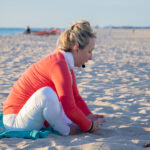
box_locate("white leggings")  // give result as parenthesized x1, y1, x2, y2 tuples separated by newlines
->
(3, 87, 72, 135)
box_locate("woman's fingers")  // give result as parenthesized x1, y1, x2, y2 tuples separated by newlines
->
(97, 118, 106, 124)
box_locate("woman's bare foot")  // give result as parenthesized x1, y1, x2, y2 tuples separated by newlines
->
(69, 124, 80, 135)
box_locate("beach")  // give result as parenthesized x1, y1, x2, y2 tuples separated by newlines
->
(0, 29, 150, 150)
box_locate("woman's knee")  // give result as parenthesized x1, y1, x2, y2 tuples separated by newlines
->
(41, 87, 57, 98)
(40, 87, 60, 111)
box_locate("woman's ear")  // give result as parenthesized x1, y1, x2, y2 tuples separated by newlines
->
(73, 45, 79, 53)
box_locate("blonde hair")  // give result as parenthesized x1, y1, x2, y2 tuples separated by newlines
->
(57, 20, 96, 52)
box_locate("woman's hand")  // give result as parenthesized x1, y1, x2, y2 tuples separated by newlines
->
(89, 120, 102, 133)
(87, 113, 105, 122)
(87, 113, 106, 133)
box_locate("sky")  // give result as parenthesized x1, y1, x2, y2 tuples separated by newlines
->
(0, 0, 150, 28)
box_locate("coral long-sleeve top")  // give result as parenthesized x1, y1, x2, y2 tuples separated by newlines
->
(3, 51, 91, 131)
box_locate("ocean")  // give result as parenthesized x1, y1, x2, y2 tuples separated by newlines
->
(0, 27, 50, 36)
(0, 28, 26, 35)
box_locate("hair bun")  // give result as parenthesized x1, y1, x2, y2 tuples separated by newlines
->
(71, 20, 90, 31)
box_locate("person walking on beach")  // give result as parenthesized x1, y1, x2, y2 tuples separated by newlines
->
(3, 20, 105, 136)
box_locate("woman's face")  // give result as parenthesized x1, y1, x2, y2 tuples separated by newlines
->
(74, 38, 95, 67)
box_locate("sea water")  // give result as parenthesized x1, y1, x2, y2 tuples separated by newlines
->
(0, 28, 25, 35)
(0, 28, 50, 36)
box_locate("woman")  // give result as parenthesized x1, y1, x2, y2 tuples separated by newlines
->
(3, 20, 105, 136)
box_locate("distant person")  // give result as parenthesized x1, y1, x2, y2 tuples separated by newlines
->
(25, 26, 31, 34)
(3, 20, 105, 136)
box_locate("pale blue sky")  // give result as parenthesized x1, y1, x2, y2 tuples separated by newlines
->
(0, 0, 150, 28)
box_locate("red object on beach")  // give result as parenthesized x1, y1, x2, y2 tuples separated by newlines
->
(56, 29, 61, 34)
(49, 29, 57, 35)
(34, 29, 61, 36)
(49, 29, 61, 35)
(34, 30, 49, 36)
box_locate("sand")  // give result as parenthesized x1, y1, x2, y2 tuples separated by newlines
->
(0, 29, 150, 150)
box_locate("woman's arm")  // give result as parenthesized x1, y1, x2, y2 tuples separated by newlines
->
(51, 60, 91, 132)
(71, 70, 91, 115)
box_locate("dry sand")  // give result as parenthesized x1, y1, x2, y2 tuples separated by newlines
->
(0, 29, 150, 150)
